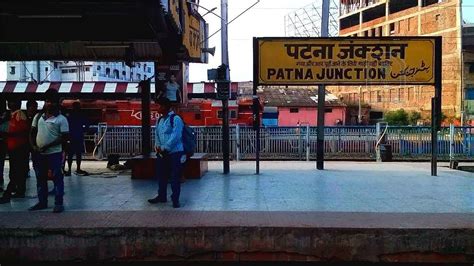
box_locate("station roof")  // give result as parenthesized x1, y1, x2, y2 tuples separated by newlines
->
(0, 0, 182, 62)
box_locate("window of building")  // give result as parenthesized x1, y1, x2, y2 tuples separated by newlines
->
(136, 73, 141, 80)
(122, 71, 126, 76)
(371, 28, 376, 37)
(45, 67, 48, 72)
(469, 64, 474, 73)
(390, 89, 397, 101)
(85, 67, 90, 72)
(378, 26, 383, 36)
(399, 88, 405, 102)
(69, 69, 77, 73)
(289, 108, 299, 113)
(144, 75, 147, 79)
(364, 30, 369, 37)
(377, 91, 382, 102)
(389, 23, 395, 35)
(106, 68, 111, 76)
(143, 63, 147, 72)
(9, 66, 15, 75)
(147, 67, 152, 73)
(54, 62, 59, 69)
(97, 66, 101, 70)
(194, 113, 202, 120)
(137, 63, 141, 68)
(423, 0, 440, 7)
(217, 110, 223, 119)
(113, 69, 120, 79)
(61, 69, 68, 74)
(325, 108, 333, 113)
(369, 111, 383, 120)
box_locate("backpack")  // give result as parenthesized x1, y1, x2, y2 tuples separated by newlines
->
(158, 114, 196, 157)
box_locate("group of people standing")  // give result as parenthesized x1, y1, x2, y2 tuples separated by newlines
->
(0, 89, 88, 213)
(0, 88, 186, 211)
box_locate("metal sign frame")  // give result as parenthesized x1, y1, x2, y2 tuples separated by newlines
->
(254, 36, 439, 86)
(253, 36, 442, 176)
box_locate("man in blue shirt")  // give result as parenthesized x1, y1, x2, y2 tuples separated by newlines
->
(148, 97, 185, 208)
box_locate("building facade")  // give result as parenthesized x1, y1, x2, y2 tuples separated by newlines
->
(329, 0, 474, 125)
(6, 61, 154, 82)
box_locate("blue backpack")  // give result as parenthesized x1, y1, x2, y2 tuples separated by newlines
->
(158, 114, 196, 157)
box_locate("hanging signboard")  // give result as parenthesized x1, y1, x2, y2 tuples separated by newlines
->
(254, 37, 439, 86)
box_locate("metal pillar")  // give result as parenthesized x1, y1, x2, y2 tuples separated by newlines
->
(140, 78, 151, 157)
(316, 85, 325, 170)
(221, 0, 230, 174)
(316, 0, 330, 170)
(431, 37, 442, 176)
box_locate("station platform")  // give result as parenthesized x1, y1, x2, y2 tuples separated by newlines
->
(0, 161, 472, 263)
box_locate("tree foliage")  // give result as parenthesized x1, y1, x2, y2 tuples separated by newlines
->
(408, 111, 422, 125)
(384, 109, 409, 125)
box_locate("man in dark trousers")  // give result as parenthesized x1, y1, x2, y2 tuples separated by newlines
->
(29, 89, 69, 213)
(64, 101, 89, 176)
(0, 100, 30, 203)
(0, 99, 9, 192)
(148, 97, 185, 208)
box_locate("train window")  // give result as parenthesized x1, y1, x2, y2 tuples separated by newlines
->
(325, 108, 333, 113)
(230, 110, 237, 119)
(290, 108, 299, 113)
(217, 110, 223, 119)
(195, 113, 202, 120)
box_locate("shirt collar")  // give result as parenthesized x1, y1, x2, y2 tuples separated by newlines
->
(165, 111, 175, 117)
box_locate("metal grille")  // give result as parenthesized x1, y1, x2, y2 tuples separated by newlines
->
(91, 125, 474, 160)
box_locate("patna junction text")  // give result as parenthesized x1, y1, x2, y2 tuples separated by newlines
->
(267, 67, 387, 81)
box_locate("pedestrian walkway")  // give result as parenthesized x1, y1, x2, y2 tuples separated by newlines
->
(0, 161, 472, 212)
(0, 161, 472, 263)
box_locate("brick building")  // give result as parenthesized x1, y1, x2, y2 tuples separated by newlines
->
(328, 0, 474, 125)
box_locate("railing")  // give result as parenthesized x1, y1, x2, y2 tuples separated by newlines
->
(86, 125, 474, 160)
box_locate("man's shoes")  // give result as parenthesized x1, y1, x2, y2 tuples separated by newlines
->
(0, 197, 10, 204)
(75, 170, 88, 176)
(11, 193, 25, 198)
(48, 188, 56, 195)
(52, 205, 64, 213)
(64, 170, 71, 177)
(172, 202, 181, 208)
(28, 203, 48, 211)
(148, 196, 167, 204)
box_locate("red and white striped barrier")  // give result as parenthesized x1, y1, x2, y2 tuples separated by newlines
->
(0, 82, 155, 94)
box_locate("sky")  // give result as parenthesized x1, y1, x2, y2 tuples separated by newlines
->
(0, 0, 473, 82)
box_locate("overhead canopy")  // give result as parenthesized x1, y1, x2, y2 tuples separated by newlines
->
(0, 0, 183, 61)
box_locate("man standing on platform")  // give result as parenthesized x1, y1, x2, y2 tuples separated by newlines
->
(29, 89, 69, 213)
(0, 100, 30, 203)
(148, 97, 185, 208)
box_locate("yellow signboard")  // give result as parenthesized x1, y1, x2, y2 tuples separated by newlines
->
(255, 37, 437, 85)
(182, 0, 203, 62)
